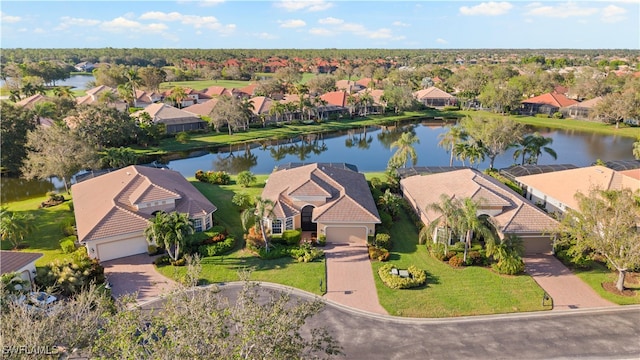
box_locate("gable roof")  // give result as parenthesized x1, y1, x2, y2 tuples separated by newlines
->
(566, 96, 602, 109)
(0, 251, 43, 274)
(133, 103, 203, 126)
(515, 165, 640, 210)
(249, 96, 273, 115)
(16, 94, 47, 108)
(521, 91, 578, 107)
(262, 163, 380, 223)
(71, 165, 217, 243)
(401, 168, 558, 234)
(320, 90, 348, 107)
(414, 87, 455, 100)
(183, 98, 219, 117)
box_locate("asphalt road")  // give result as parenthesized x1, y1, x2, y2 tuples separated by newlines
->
(140, 283, 640, 360)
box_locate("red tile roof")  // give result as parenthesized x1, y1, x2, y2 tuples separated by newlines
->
(521, 91, 578, 107)
(320, 90, 348, 107)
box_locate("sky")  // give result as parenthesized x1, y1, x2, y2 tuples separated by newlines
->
(1, 0, 639, 49)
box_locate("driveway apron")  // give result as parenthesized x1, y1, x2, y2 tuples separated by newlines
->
(102, 254, 177, 303)
(323, 242, 388, 315)
(524, 254, 615, 310)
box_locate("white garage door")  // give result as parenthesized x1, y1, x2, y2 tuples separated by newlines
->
(325, 226, 367, 245)
(96, 237, 149, 262)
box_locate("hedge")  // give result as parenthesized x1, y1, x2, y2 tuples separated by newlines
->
(282, 229, 302, 246)
(197, 237, 235, 257)
(378, 264, 427, 289)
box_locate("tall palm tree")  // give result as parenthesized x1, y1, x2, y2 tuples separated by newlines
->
(117, 83, 134, 107)
(241, 197, 275, 252)
(388, 131, 420, 169)
(21, 82, 35, 97)
(420, 194, 460, 251)
(0, 207, 36, 249)
(359, 91, 374, 117)
(53, 86, 75, 99)
(438, 124, 468, 167)
(144, 211, 194, 262)
(125, 68, 142, 107)
(170, 86, 188, 109)
(33, 84, 46, 96)
(98, 90, 118, 105)
(453, 141, 485, 168)
(268, 101, 286, 126)
(9, 89, 22, 102)
(457, 198, 495, 262)
(525, 132, 557, 165)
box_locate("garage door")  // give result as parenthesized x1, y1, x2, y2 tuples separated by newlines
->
(522, 236, 553, 255)
(96, 237, 149, 262)
(325, 227, 367, 245)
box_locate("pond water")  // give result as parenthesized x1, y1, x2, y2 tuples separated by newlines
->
(162, 121, 637, 177)
(2, 120, 636, 203)
(0, 74, 95, 90)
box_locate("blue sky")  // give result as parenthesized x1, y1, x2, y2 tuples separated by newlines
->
(1, 1, 638, 49)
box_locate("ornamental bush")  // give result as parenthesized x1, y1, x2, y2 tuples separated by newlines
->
(378, 264, 427, 289)
(59, 236, 77, 254)
(448, 254, 465, 267)
(282, 230, 302, 246)
(35, 248, 105, 296)
(198, 237, 235, 257)
(375, 233, 392, 250)
(194, 170, 231, 185)
(290, 243, 324, 263)
(368, 246, 389, 261)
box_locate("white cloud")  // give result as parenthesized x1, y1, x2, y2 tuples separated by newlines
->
(318, 17, 343, 25)
(602, 5, 627, 22)
(1, 12, 22, 23)
(257, 32, 278, 39)
(525, 2, 598, 18)
(279, 19, 306, 28)
(459, 2, 513, 16)
(33, 28, 46, 34)
(200, 0, 225, 7)
(55, 16, 101, 30)
(309, 27, 334, 36)
(368, 28, 393, 39)
(100, 17, 168, 33)
(436, 38, 448, 44)
(275, 0, 333, 12)
(392, 21, 410, 27)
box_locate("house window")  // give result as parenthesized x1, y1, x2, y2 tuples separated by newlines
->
(204, 214, 212, 230)
(272, 219, 283, 234)
(285, 217, 293, 231)
(193, 218, 203, 232)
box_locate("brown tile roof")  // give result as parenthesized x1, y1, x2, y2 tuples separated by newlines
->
(0, 251, 43, 274)
(414, 87, 455, 100)
(565, 96, 602, 109)
(262, 163, 380, 223)
(516, 165, 640, 210)
(132, 103, 203, 126)
(202, 86, 228, 97)
(183, 99, 219, 117)
(15, 94, 47, 108)
(521, 91, 578, 107)
(401, 168, 558, 234)
(72, 165, 217, 243)
(249, 96, 273, 115)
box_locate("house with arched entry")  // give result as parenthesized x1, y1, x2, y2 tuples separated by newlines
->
(400, 167, 558, 254)
(261, 163, 381, 245)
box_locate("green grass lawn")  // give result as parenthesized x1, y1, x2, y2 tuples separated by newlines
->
(2, 194, 75, 266)
(160, 79, 252, 91)
(569, 263, 640, 305)
(372, 209, 547, 317)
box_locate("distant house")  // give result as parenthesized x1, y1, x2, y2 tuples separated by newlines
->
(183, 98, 219, 118)
(413, 87, 457, 108)
(0, 251, 43, 288)
(335, 80, 365, 94)
(521, 91, 578, 116)
(515, 165, 640, 215)
(261, 163, 380, 244)
(134, 90, 162, 108)
(15, 94, 47, 109)
(74, 61, 95, 72)
(76, 85, 128, 112)
(161, 88, 210, 108)
(400, 168, 559, 254)
(248, 96, 274, 122)
(132, 103, 207, 133)
(563, 97, 602, 120)
(72, 165, 217, 262)
(355, 89, 385, 115)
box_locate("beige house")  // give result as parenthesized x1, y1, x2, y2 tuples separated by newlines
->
(261, 163, 380, 244)
(413, 87, 457, 108)
(0, 251, 43, 288)
(132, 103, 207, 134)
(516, 165, 640, 214)
(76, 85, 128, 112)
(72, 166, 217, 262)
(401, 168, 558, 254)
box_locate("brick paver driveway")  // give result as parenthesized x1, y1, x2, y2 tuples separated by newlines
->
(323, 242, 387, 315)
(102, 254, 177, 303)
(524, 254, 615, 310)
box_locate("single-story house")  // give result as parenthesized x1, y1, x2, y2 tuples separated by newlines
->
(15, 94, 48, 109)
(562, 97, 602, 120)
(132, 103, 207, 134)
(76, 85, 128, 112)
(515, 165, 640, 215)
(0, 251, 43, 288)
(134, 90, 163, 108)
(183, 98, 220, 118)
(400, 168, 559, 254)
(335, 80, 365, 93)
(261, 163, 380, 245)
(413, 87, 457, 108)
(521, 91, 578, 116)
(74, 61, 95, 72)
(71, 165, 217, 262)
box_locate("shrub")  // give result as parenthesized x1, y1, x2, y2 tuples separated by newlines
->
(256, 244, 290, 259)
(442, 105, 460, 111)
(170, 258, 186, 266)
(375, 233, 392, 250)
(282, 230, 302, 246)
(210, 225, 227, 235)
(492, 255, 525, 275)
(553, 111, 564, 119)
(378, 264, 427, 289)
(59, 236, 77, 254)
(236, 171, 256, 187)
(244, 227, 264, 249)
(175, 131, 190, 143)
(290, 243, 324, 263)
(35, 248, 104, 297)
(153, 255, 170, 266)
(370, 177, 382, 189)
(429, 243, 447, 261)
(317, 234, 326, 247)
(448, 254, 465, 267)
(67, 201, 74, 212)
(368, 246, 390, 262)
(535, 113, 550, 118)
(148, 244, 158, 255)
(195, 170, 231, 185)
(198, 237, 235, 257)
(60, 217, 76, 236)
(232, 193, 253, 209)
(466, 250, 483, 266)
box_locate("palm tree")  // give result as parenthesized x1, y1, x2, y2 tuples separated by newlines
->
(101, 147, 138, 168)
(9, 89, 22, 102)
(21, 82, 35, 97)
(32, 102, 56, 125)
(420, 194, 461, 251)
(513, 132, 557, 165)
(453, 141, 486, 168)
(33, 84, 46, 96)
(457, 198, 495, 262)
(486, 234, 525, 274)
(170, 86, 188, 109)
(98, 90, 118, 105)
(125, 68, 142, 107)
(144, 211, 194, 262)
(0, 207, 36, 249)
(53, 86, 75, 99)
(438, 124, 468, 167)
(269, 101, 286, 126)
(241, 197, 275, 252)
(633, 137, 640, 160)
(359, 91, 374, 117)
(117, 83, 134, 107)
(388, 131, 420, 169)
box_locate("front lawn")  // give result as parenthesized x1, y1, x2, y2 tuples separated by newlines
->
(570, 263, 640, 305)
(372, 209, 546, 317)
(2, 194, 75, 266)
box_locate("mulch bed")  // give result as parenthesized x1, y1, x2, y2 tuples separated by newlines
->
(601, 272, 639, 297)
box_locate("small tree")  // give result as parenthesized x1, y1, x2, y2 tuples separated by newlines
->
(0, 207, 36, 249)
(236, 170, 256, 188)
(241, 197, 275, 252)
(144, 211, 194, 262)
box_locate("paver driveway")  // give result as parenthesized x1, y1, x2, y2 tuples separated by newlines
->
(323, 242, 387, 315)
(103, 254, 177, 303)
(524, 254, 615, 310)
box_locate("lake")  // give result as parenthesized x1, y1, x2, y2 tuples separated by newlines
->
(2, 121, 636, 203)
(0, 74, 95, 90)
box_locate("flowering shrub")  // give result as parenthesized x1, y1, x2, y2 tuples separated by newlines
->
(378, 264, 427, 289)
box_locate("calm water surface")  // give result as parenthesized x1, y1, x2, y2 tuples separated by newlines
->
(0, 74, 95, 90)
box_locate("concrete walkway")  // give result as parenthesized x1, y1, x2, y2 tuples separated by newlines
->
(103, 254, 177, 303)
(323, 242, 388, 315)
(524, 254, 615, 310)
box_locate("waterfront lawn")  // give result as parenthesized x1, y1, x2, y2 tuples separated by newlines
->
(372, 209, 546, 317)
(2, 194, 76, 266)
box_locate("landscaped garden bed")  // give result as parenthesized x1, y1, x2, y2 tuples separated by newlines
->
(378, 264, 427, 289)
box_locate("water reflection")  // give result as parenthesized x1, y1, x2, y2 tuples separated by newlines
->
(213, 144, 258, 174)
(1, 177, 58, 203)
